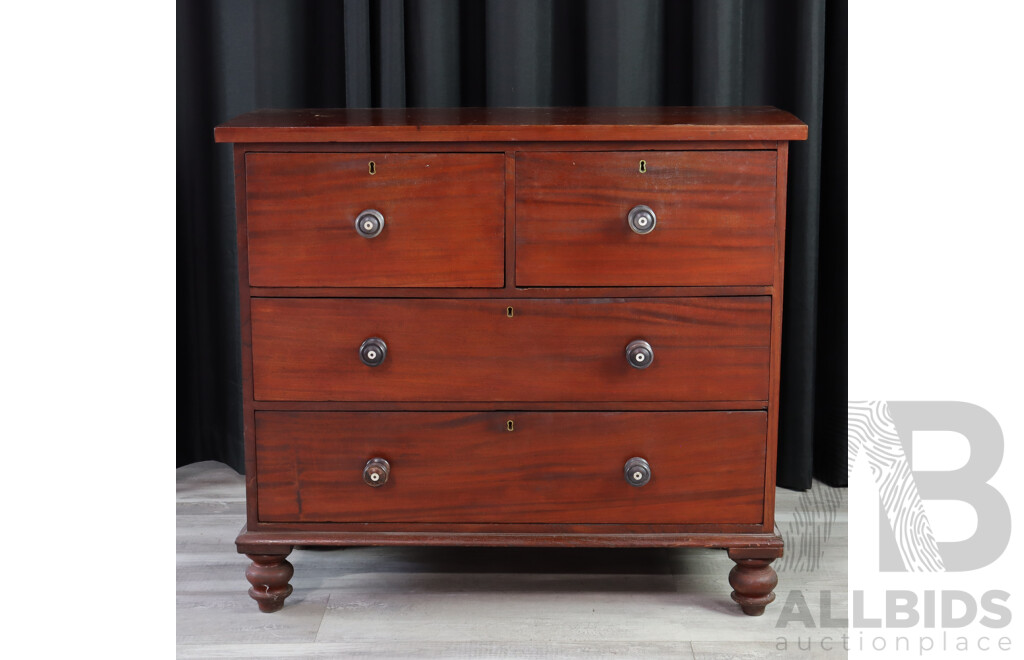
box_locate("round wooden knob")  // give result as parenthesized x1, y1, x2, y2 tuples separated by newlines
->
(363, 458, 390, 487)
(627, 205, 656, 234)
(359, 337, 388, 367)
(355, 209, 385, 238)
(624, 457, 651, 487)
(626, 339, 654, 369)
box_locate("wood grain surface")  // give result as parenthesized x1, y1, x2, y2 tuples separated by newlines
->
(247, 285, 773, 299)
(763, 142, 790, 530)
(245, 152, 505, 287)
(214, 106, 808, 143)
(516, 150, 776, 286)
(250, 297, 771, 402)
(254, 411, 766, 524)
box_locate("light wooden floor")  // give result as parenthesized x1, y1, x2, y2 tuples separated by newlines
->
(178, 461, 847, 658)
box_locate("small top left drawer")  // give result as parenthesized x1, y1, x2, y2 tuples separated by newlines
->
(244, 152, 506, 288)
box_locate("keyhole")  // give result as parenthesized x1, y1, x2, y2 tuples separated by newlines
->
(507, 420, 514, 432)
(639, 160, 647, 173)
(506, 306, 514, 318)
(368, 161, 376, 175)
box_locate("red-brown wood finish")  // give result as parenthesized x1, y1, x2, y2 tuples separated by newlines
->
(516, 151, 777, 286)
(249, 297, 771, 402)
(728, 550, 780, 616)
(215, 107, 808, 143)
(245, 152, 505, 287)
(255, 411, 766, 524)
(230, 140, 781, 154)
(245, 552, 294, 613)
(216, 106, 806, 615)
(236, 525, 785, 551)
(250, 400, 766, 412)
(248, 285, 773, 298)
(232, 145, 260, 527)
(252, 521, 768, 535)
(763, 142, 790, 532)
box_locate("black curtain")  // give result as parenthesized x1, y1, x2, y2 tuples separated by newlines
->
(178, 0, 848, 490)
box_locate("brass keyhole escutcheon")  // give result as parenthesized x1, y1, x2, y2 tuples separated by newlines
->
(368, 161, 376, 175)
(507, 420, 514, 432)
(639, 160, 647, 173)
(506, 306, 514, 318)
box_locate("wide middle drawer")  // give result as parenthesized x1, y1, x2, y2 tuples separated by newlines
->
(250, 297, 771, 402)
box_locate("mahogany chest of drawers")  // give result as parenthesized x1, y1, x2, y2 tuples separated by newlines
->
(215, 107, 807, 616)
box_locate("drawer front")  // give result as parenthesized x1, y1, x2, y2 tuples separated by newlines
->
(516, 151, 777, 286)
(245, 152, 505, 287)
(251, 297, 771, 402)
(255, 411, 767, 524)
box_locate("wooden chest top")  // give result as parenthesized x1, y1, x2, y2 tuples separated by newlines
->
(215, 106, 807, 143)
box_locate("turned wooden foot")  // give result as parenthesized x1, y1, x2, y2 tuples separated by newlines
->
(727, 551, 778, 616)
(245, 552, 294, 613)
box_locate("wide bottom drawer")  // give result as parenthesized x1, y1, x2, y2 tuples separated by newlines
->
(255, 411, 767, 524)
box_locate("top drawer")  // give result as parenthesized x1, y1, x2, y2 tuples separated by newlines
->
(245, 152, 505, 288)
(515, 151, 777, 287)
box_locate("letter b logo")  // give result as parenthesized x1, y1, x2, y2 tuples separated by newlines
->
(849, 401, 1010, 571)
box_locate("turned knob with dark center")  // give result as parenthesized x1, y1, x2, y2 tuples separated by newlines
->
(626, 339, 654, 369)
(363, 458, 390, 487)
(354, 209, 385, 238)
(624, 457, 652, 487)
(627, 205, 656, 234)
(359, 337, 388, 366)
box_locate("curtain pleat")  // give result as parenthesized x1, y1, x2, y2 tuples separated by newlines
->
(178, 0, 848, 489)
(692, 0, 745, 105)
(585, 0, 663, 106)
(374, 0, 406, 106)
(344, 0, 372, 106)
(813, 0, 848, 487)
(406, 0, 461, 107)
(484, 0, 554, 106)
(776, 0, 828, 490)
(305, 2, 347, 107)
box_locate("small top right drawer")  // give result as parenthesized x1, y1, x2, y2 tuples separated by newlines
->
(515, 150, 777, 287)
